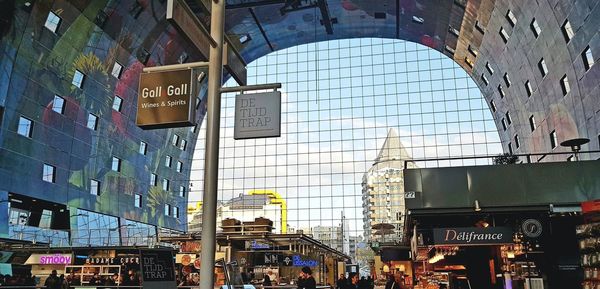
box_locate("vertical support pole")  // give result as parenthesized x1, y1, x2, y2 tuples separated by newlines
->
(199, 0, 225, 288)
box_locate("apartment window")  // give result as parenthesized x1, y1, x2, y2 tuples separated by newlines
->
(87, 113, 98, 130)
(111, 157, 121, 172)
(134, 194, 142, 208)
(111, 62, 123, 78)
(582, 46, 594, 71)
(525, 81, 533, 97)
(508, 142, 513, 154)
(52, 95, 65, 114)
(42, 164, 55, 183)
(39, 209, 53, 229)
(529, 115, 536, 131)
(481, 74, 489, 86)
(503, 73, 512, 87)
(561, 19, 574, 42)
(501, 118, 507, 131)
(17, 116, 33, 137)
(448, 26, 460, 37)
(180, 139, 187, 151)
(530, 18, 541, 38)
(162, 179, 170, 191)
(150, 173, 157, 186)
(179, 186, 186, 197)
(139, 141, 147, 155)
(468, 45, 478, 57)
(475, 20, 485, 34)
(176, 161, 183, 173)
(44, 11, 61, 33)
(165, 155, 172, 168)
(506, 10, 517, 26)
(550, 130, 558, 149)
(464, 57, 474, 68)
(497, 84, 506, 98)
(514, 134, 520, 149)
(560, 75, 570, 95)
(112, 96, 123, 112)
(164, 204, 171, 216)
(72, 70, 85, 88)
(506, 111, 512, 124)
(538, 59, 548, 77)
(90, 179, 100, 196)
(485, 62, 494, 75)
(499, 27, 509, 43)
(172, 134, 179, 146)
(490, 100, 497, 112)
(173, 206, 180, 219)
(445, 45, 456, 55)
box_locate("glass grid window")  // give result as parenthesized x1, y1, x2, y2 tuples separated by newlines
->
(525, 80, 533, 97)
(135, 194, 142, 208)
(560, 75, 570, 95)
(562, 19, 574, 42)
(111, 62, 123, 78)
(172, 134, 179, 146)
(506, 10, 517, 26)
(42, 164, 55, 183)
(529, 115, 536, 131)
(90, 179, 100, 196)
(17, 116, 33, 137)
(550, 130, 558, 149)
(179, 186, 186, 197)
(176, 161, 183, 173)
(44, 11, 61, 33)
(162, 179, 170, 191)
(87, 113, 98, 130)
(139, 141, 147, 155)
(52, 95, 65, 114)
(112, 96, 123, 111)
(180, 139, 187, 151)
(499, 27, 509, 43)
(191, 38, 503, 247)
(72, 70, 85, 88)
(583, 46, 594, 71)
(530, 18, 541, 38)
(111, 157, 121, 172)
(538, 59, 548, 77)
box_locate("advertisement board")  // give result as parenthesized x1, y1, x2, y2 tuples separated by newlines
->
(234, 91, 281, 139)
(139, 249, 176, 289)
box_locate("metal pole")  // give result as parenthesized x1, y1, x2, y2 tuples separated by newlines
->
(199, 0, 225, 288)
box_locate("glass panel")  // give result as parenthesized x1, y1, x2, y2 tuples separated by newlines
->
(17, 117, 32, 137)
(52, 95, 65, 114)
(44, 12, 61, 32)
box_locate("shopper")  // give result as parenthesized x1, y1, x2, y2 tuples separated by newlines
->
(337, 273, 347, 289)
(44, 270, 61, 289)
(263, 273, 272, 287)
(297, 267, 316, 289)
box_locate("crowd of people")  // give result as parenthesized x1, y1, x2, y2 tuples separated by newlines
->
(336, 272, 410, 289)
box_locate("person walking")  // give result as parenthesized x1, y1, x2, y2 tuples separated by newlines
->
(44, 270, 61, 289)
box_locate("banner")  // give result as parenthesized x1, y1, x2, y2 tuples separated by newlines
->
(433, 227, 513, 245)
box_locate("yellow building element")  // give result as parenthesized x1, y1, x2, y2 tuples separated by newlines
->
(187, 201, 202, 214)
(248, 190, 287, 233)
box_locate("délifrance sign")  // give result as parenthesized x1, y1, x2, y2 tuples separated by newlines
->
(136, 69, 197, 129)
(234, 91, 281, 139)
(433, 227, 513, 245)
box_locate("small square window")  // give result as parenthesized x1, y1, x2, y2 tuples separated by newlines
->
(111, 62, 123, 78)
(52, 95, 65, 114)
(481, 74, 489, 86)
(172, 134, 179, 146)
(475, 20, 485, 34)
(560, 75, 570, 95)
(162, 179, 170, 191)
(501, 118, 507, 131)
(111, 157, 121, 172)
(550, 130, 558, 149)
(112, 96, 123, 112)
(165, 156, 172, 168)
(562, 19, 574, 42)
(490, 100, 497, 112)
(44, 11, 61, 33)
(467, 45, 478, 57)
(498, 84, 506, 98)
(464, 57, 474, 68)
(17, 116, 33, 137)
(529, 115, 536, 131)
(176, 161, 183, 173)
(485, 62, 494, 75)
(180, 139, 187, 151)
(42, 164, 55, 183)
(134, 194, 142, 208)
(90, 179, 100, 196)
(538, 59, 548, 77)
(506, 111, 512, 124)
(164, 204, 171, 216)
(87, 113, 98, 130)
(514, 134, 520, 149)
(499, 27, 509, 43)
(525, 81, 533, 97)
(530, 18, 541, 38)
(179, 186, 186, 197)
(503, 73, 512, 87)
(139, 141, 147, 155)
(448, 26, 460, 37)
(582, 46, 594, 71)
(506, 10, 517, 27)
(150, 173, 157, 186)
(72, 70, 85, 88)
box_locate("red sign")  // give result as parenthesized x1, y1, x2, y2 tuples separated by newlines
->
(582, 200, 600, 214)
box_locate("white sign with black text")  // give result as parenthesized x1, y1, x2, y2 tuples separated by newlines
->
(234, 91, 281, 139)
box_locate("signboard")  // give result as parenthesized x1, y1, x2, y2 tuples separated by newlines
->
(25, 254, 72, 265)
(404, 191, 416, 199)
(255, 253, 280, 266)
(136, 69, 197, 129)
(234, 91, 281, 139)
(582, 199, 600, 214)
(139, 249, 176, 289)
(433, 227, 513, 245)
(245, 240, 270, 250)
